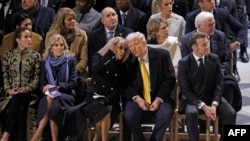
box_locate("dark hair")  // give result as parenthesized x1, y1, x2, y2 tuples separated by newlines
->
(14, 12, 32, 28)
(87, 0, 94, 7)
(13, 27, 30, 48)
(189, 32, 208, 47)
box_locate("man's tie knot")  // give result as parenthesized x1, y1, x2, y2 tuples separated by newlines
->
(107, 31, 114, 41)
(198, 58, 204, 74)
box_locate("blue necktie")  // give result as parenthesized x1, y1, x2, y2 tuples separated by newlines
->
(121, 13, 126, 26)
(107, 31, 114, 41)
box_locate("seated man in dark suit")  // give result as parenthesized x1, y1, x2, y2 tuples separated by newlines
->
(124, 32, 176, 141)
(181, 11, 231, 76)
(181, 11, 240, 111)
(185, 0, 244, 81)
(87, 6, 133, 75)
(178, 32, 236, 141)
(114, 0, 148, 36)
(11, 0, 55, 38)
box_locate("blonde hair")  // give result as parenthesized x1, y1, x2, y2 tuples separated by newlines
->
(98, 37, 130, 63)
(49, 7, 76, 33)
(147, 17, 168, 39)
(151, 0, 159, 14)
(42, 34, 73, 60)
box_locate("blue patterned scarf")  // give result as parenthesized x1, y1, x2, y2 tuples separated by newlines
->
(45, 53, 70, 85)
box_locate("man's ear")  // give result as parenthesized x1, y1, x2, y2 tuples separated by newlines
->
(101, 18, 104, 24)
(191, 44, 196, 51)
(198, 1, 203, 9)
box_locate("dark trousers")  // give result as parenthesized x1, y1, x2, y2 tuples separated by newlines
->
(2, 93, 31, 141)
(185, 97, 236, 141)
(124, 101, 174, 141)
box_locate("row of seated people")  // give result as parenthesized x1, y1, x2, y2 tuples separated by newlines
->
(0, 21, 241, 141)
(0, 27, 90, 141)
(1, 0, 248, 84)
(0, 0, 248, 80)
(0, 0, 248, 54)
(0, 0, 243, 141)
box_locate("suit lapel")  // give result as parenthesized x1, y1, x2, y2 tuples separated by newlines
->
(210, 34, 218, 54)
(132, 57, 143, 91)
(99, 26, 108, 44)
(148, 48, 157, 92)
(114, 24, 126, 37)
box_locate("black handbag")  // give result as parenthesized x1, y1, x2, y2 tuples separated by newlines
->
(223, 74, 242, 112)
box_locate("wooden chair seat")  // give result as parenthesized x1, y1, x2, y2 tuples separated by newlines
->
(173, 84, 220, 141)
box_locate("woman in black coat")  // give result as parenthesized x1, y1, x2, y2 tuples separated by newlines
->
(84, 37, 130, 141)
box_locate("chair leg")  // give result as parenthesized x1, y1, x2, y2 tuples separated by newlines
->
(169, 118, 174, 141)
(214, 118, 219, 141)
(174, 116, 179, 141)
(86, 119, 91, 141)
(206, 119, 210, 141)
(119, 112, 123, 141)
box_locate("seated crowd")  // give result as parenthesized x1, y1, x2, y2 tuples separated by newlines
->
(0, 0, 246, 141)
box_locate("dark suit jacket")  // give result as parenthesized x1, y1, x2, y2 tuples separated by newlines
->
(48, 0, 65, 12)
(132, 0, 151, 18)
(185, 8, 244, 44)
(63, 0, 76, 9)
(0, 0, 21, 34)
(178, 53, 223, 107)
(180, 30, 231, 74)
(125, 47, 176, 103)
(219, 0, 238, 18)
(87, 24, 133, 75)
(172, 0, 190, 19)
(114, 6, 148, 36)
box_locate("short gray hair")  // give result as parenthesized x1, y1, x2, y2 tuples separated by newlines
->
(195, 11, 214, 28)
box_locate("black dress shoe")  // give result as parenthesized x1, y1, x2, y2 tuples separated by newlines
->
(239, 52, 249, 63)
